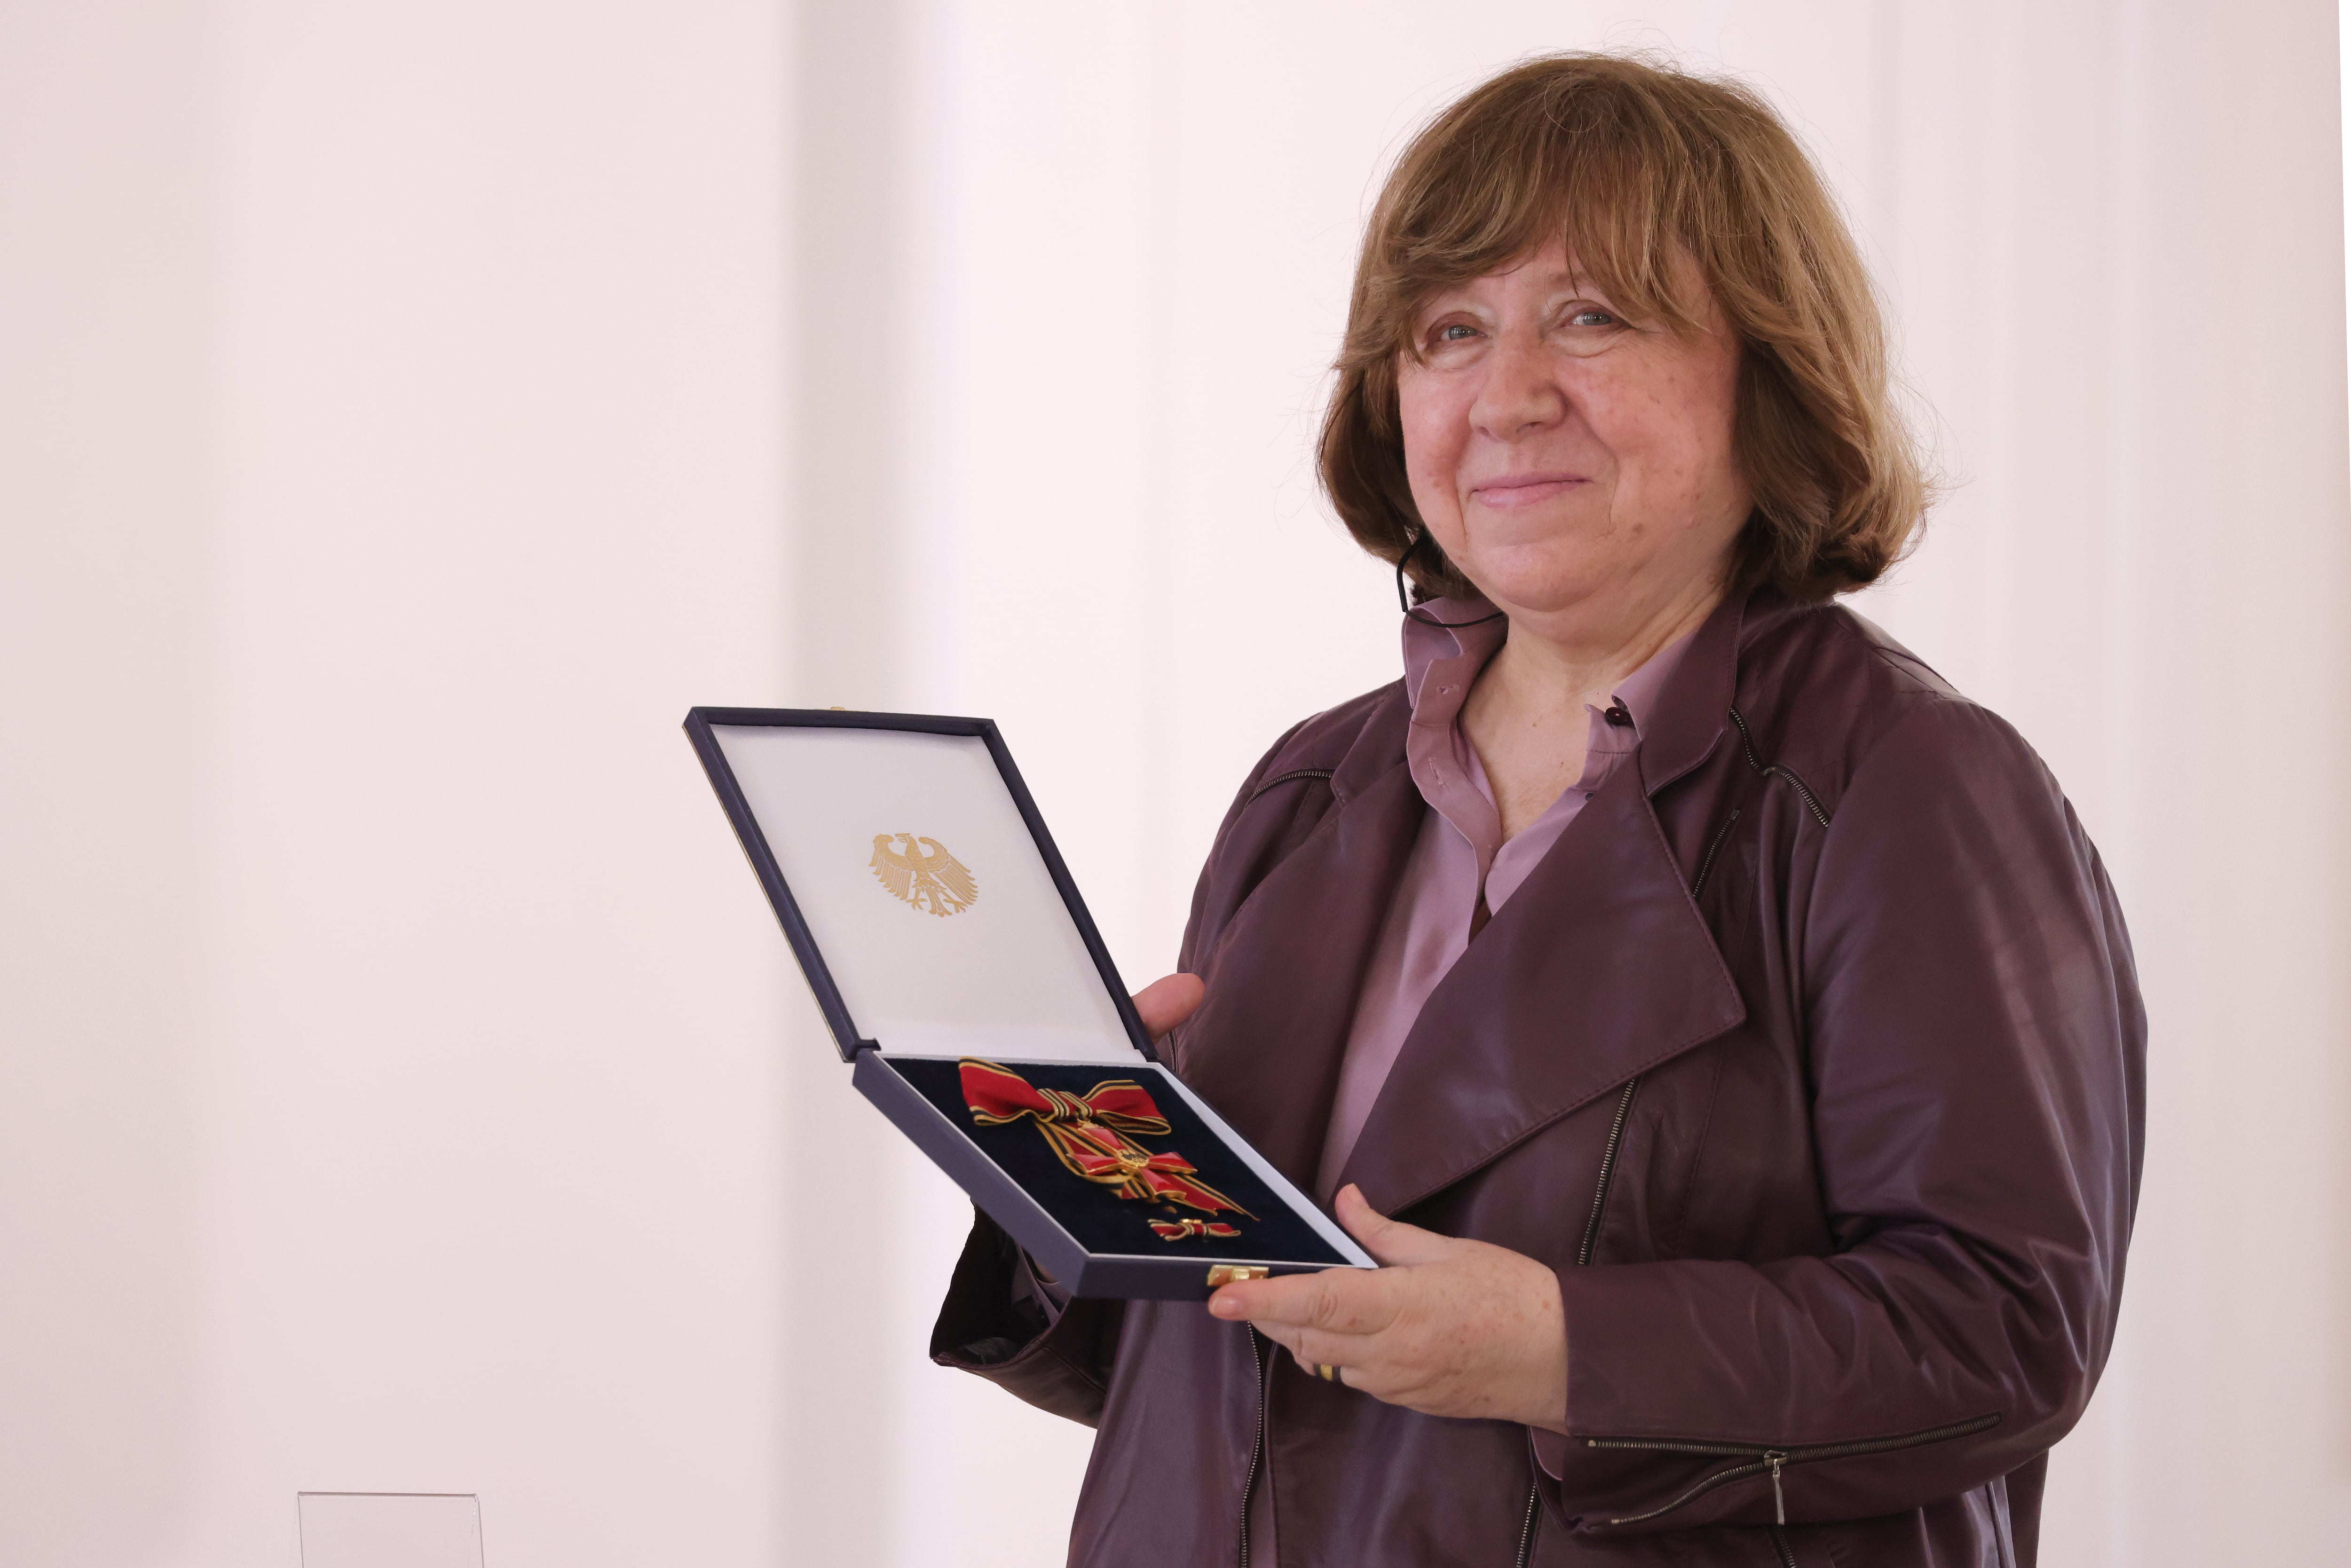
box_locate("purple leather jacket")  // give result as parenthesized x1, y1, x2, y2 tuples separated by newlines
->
(933, 588, 2146, 1567)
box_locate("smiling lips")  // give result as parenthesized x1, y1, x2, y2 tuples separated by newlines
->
(1467, 472, 1590, 508)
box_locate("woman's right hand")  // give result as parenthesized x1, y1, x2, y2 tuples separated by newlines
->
(1132, 973, 1205, 1041)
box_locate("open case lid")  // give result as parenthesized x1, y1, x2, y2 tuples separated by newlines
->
(685, 708, 1155, 1064)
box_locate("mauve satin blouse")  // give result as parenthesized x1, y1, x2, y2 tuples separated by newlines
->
(1312, 600, 1696, 1198)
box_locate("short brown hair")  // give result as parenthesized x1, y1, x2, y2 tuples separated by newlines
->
(1319, 53, 1926, 604)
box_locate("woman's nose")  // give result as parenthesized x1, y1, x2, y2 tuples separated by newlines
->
(1467, 331, 1568, 439)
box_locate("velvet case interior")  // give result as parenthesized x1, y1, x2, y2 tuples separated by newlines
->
(881, 1054, 1352, 1266)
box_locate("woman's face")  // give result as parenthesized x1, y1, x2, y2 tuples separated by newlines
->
(1395, 238, 1751, 627)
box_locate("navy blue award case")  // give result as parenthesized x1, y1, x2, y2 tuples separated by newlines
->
(684, 707, 1376, 1299)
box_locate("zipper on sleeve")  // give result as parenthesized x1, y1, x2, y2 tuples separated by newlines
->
(1584, 1412, 2000, 1527)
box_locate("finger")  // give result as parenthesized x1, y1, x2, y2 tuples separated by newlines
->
(1278, 1329, 1427, 1404)
(1335, 1183, 1455, 1267)
(1291, 1344, 1357, 1388)
(1131, 973, 1206, 1040)
(1278, 1326, 1376, 1373)
(1252, 1319, 1349, 1370)
(1236, 1317, 1318, 1366)
(1252, 1320, 1305, 1359)
(1208, 1268, 1395, 1336)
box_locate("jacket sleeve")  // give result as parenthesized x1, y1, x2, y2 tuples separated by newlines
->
(929, 1208, 1125, 1427)
(1544, 698, 2146, 1533)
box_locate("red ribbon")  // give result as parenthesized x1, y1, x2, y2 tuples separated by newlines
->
(959, 1059, 1252, 1226)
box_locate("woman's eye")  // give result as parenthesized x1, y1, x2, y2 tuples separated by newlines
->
(1568, 307, 1618, 328)
(1436, 323, 1480, 342)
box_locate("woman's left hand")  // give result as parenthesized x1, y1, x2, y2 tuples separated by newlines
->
(1207, 1184, 1569, 1432)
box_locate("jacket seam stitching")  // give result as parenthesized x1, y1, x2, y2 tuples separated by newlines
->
(1660, 1049, 1722, 1261)
(1041, 1343, 1108, 1399)
(950, 1310, 1110, 1394)
(1195, 781, 1375, 981)
(1663, 804, 1740, 1260)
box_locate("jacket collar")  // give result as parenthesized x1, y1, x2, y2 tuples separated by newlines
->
(1327, 680, 1412, 808)
(1381, 584, 1750, 801)
(1635, 584, 1746, 795)
(1183, 586, 1761, 1209)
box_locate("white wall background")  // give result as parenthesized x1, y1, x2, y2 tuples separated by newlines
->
(1, 1, 799, 1563)
(2, 2, 2346, 1565)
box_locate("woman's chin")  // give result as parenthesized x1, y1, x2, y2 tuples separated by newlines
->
(1455, 561, 1613, 621)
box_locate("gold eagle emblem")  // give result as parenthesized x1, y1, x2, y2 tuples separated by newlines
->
(868, 833, 978, 917)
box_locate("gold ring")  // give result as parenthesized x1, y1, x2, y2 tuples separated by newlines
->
(1317, 1363, 1339, 1383)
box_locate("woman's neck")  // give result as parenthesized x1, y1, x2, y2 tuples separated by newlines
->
(1485, 575, 1721, 714)
(1458, 575, 1726, 841)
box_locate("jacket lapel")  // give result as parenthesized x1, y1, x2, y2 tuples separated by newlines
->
(1333, 594, 1754, 1215)
(1336, 765, 1745, 1213)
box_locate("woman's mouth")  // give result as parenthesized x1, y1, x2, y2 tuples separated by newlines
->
(1467, 473, 1590, 508)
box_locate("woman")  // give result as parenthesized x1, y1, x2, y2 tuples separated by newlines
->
(933, 54, 2141, 1568)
